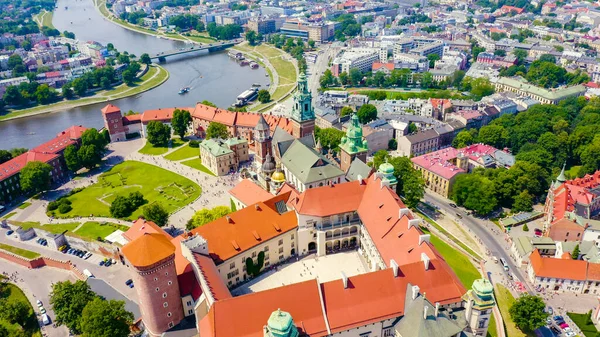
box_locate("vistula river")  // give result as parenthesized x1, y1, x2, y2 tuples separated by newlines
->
(0, 0, 269, 149)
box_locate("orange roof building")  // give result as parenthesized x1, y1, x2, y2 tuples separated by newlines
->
(228, 179, 274, 209)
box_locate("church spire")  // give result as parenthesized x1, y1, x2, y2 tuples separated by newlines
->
(553, 163, 567, 189)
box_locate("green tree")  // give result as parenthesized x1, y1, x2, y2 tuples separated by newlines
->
(62, 83, 75, 99)
(246, 30, 258, 45)
(7, 54, 23, 70)
(572, 244, 580, 260)
(0, 150, 12, 164)
(308, 39, 315, 48)
(80, 298, 133, 337)
(201, 100, 217, 107)
(509, 295, 547, 332)
(451, 174, 497, 215)
(408, 122, 418, 134)
(525, 60, 566, 88)
(63, 31, 76, 39)
(64, 145, 81, 172)
(50, 280, 96, 335)
(513, 49, 528, 64)
(35, 84, 57, 104)
(340, 106, 353, 117)
(109, 195, 134, 218)
(171, 109, 192, 139)
(427, 53, 440, 68)
(20, 161, 52, 193)
(146, 121, 171, 146)
(139, 53, 151, 65)
(186, 206, 232, 230)
(2, 86, 25, 106)
(257, 89, 271, 103)
(314, 127, 345, 151)
(206, 122, 229, 139)
(72, 78, 88, 96)
(121, 69, 136, 86)
(403, 171, 425, 208)
(0, 298, 31, 327)
(357, 104, 377, 124)
(452, 130, 475, 148)
(513, 190, 533, 212)
(388, 138, 397, 150)
(477, 125, 508, 148)
(10, 148, 28, 157)
(338, 71, 349, 86)
(494, 49, 506, 57)
(78, 144, 101, 170)
(349, 68, 362, 86)
(466, 77, 495, 99)
(142, 202, 169, 227)
(320, 69, 335, 88)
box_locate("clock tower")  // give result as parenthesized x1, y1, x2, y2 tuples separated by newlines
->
(291, 72, 315, 138)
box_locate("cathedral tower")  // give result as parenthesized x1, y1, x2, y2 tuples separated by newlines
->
(254, 114, 272, 165)
(291, 73, 315, 139)
(339, 114, 368, 173)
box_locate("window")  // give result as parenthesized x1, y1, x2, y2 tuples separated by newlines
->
(230, 262, 235, 269)
(168, 281, 172, 286)
(186, 301, 192, 306)
(167, 312, 172, 317)
(163, 292, 168, 298)
(265, 261, 270, 267)
(279, 255, 284, 260)
(163, 302, 168, 308)
(291, 234, 295, 240)
(252, 251, 257, 258)
(154, 277, 158, 281)
(278, 239, 283, 246)
(156, 287, 159, 292)
(165, 272, 169, 276)
(279, 247, 283, 253)
(264, 246, 269, 252)
(188, 309, 194, 315)
(168, 322, 174, 328)
(265, 253, 269, 260)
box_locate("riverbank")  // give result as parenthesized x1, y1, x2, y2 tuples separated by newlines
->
(231, 43, 298, 112)
(0, 64, 169, 122)
(93, 0, 215, 44)
(33, 9, 55, 29)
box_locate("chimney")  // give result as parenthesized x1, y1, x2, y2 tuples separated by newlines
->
(408, 219, 421, 229)
(341, 272, 348, 288)
(255, 204, 261, 211)
(399, 208, 410, 218)
(418, 234, 431, 245)
(423, 306, 429, 320)
(412, 285, 420, 300)
(434, 302, 440, 318)
(390, 259, 399, 277)
(421, 253, 431, 271)
(226, 215, 234, 224)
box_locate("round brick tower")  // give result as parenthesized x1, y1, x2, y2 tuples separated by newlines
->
(122, 233, 184, 336)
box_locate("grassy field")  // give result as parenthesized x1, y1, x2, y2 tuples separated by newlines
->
(495, 284, 536, 337)
(0, 243, 40, 259)
(0, 284, 42, 337)
(1, 212, 16, 220)
(182, 158, 215, 176)
(74, 221, 129, 241)
(18, 202, 31, 210)
(33, 10, 54, 29)
(19, 221, 80, 234)
(164, 144, 199, 161)
(55, 161, 200, 220)
(416, 210, 481, 259)
(568, 312, 598, 337)
(565, 165, 582, 179)
(139, 138, 185, 155)
(0, 65, 168, 122)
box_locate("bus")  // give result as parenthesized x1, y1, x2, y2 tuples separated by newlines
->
(499, 257, 509, 271)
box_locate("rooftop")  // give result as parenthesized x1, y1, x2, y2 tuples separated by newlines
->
(122, 233, 176, 268)
(229, 179, 274, 207)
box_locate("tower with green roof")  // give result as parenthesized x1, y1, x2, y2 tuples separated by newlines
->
(378, 160, 397, 189)
(463, 278, 496, 337)
(339, 114, 368, 173)
(263, 309, 299, 337)
(553, 163, 567, 189)
(291, 72, 315, 139)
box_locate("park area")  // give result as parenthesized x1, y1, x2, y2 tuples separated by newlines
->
(164, 143, 199, 161)
(0, 281, 41, 337)
(53, 161, 201, 220)
(11, 221, 128, 242)
(139, 138, 185, 156)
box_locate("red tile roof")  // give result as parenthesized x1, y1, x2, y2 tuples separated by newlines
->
(372, 62, 394, 71)
(411, 147, 465, 180)
(229, 179, 274, 207)
(529, 249, 588, 281)
(122, 218, 171, 242)
(141, 107, 193, 123)
(32, 126, 88, 154)
(191, 194, 297, 264)
(191, 103, 294, 134)
(122, 233, 176, 268)
(293, 180, 367, 217)
(0, 151, 59, 182)
(101, 104, 121, 115)
(122, 114, 142, 124)
(193, 253, 232, 301)
(549, 171, 600, 223)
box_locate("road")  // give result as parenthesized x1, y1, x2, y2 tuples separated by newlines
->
(423, 191, 534, 293)
(308, 42, 342, 97)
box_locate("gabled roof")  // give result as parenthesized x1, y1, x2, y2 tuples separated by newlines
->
(229, 179, 274, 207)
(345, 158, 373, 182)
(0, 151, 59, 182)
(191, 194, 297, 264)
(33, 126, 88, 154)
(529, 249, 588, 281)
(193, 253, 232, 301)
(101, 104, 121, 115)
(293, 180, 367, 217)
(281, 140, 344, 184)
(141, 107, 193, 123)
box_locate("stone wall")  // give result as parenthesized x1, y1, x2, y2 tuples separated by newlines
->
(0, 249, 86, 280)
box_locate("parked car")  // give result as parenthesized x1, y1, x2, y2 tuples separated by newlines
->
(553, 315, 564, 322)
(5, 230, 13, 236)
(84, 252, 92, 260)
(40, 307, 46, 314)
(546, 306, 553, 315)
(99, 260, 105, 266)
(449, 203, 457, 208)
(128, 283, 134, 288)
(42, 314, 51, 325)
(125, 279, 133, 286)
(105, 260, 112, 267)
(36, 300, 43, 308)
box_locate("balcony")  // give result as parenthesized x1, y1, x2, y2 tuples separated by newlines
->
(317, 218, 361, 230)
(325, 229, 359, 240)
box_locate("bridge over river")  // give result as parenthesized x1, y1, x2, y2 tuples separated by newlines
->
(150, 39, 243, 60)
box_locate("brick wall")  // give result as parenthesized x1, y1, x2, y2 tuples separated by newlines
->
(0, 250, 86, 280)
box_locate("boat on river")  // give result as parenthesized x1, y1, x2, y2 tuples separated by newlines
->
(178, 87, 190, 95)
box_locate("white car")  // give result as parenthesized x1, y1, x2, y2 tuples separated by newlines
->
(40, 307, 46, 314)
(36, 300, 43, 308)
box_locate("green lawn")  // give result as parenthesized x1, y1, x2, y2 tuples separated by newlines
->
(19, 221, 80, 235)
(187, 35, 217, 43)
(182, 158, 215, 176)
(421, 226, 480, 288)
(568, 312, 599, 337)
(18, 202, 31, 210)
(417, 211, 481, 259)
(55, 161, 201, 220)
(496, 284, 535, 337)
(0, 283, 42, 337)
(73, 221, 129, 241)
(0, 243, 40, 259)
(139, 138, 185, 155)
(1, 212, 16, 220)
(565, 165, 582, 179)
(164, 144, 199, 161)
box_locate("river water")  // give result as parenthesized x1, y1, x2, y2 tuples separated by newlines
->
(0, 0, 269, 149)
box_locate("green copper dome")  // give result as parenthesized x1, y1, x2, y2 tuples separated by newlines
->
(339, 114, 368, 155)
(472, 279, 494, 300)
(265, 309, 299, 337)
(379, 162, 395, 175)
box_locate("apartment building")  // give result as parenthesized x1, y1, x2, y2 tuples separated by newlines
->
(331, 48, 380, 76)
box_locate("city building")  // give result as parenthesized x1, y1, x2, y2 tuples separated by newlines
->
(280, 20, 338, 43)
(528, 249, 600, 294)
(494, 77, 587, 105)
(247, 18, 277, 35)
(331, 48, 380, 76)
(397, 129, 440, 157)
(199, 137, 249, 176)
(290, 73, 315, 139)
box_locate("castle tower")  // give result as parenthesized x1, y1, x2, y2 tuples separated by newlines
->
(254, 114, 272, 165)
(263, 309, 299, 337)
(378, 160, 398, 190)
(291, 73, 315, 139)
(122, 233, 184, 336)
(101, 104, 125, 142)
(463, 279, 496, 337)
(339, 114, 368, 173)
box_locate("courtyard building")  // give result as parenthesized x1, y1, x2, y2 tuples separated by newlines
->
(199, 138, 249, 176)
